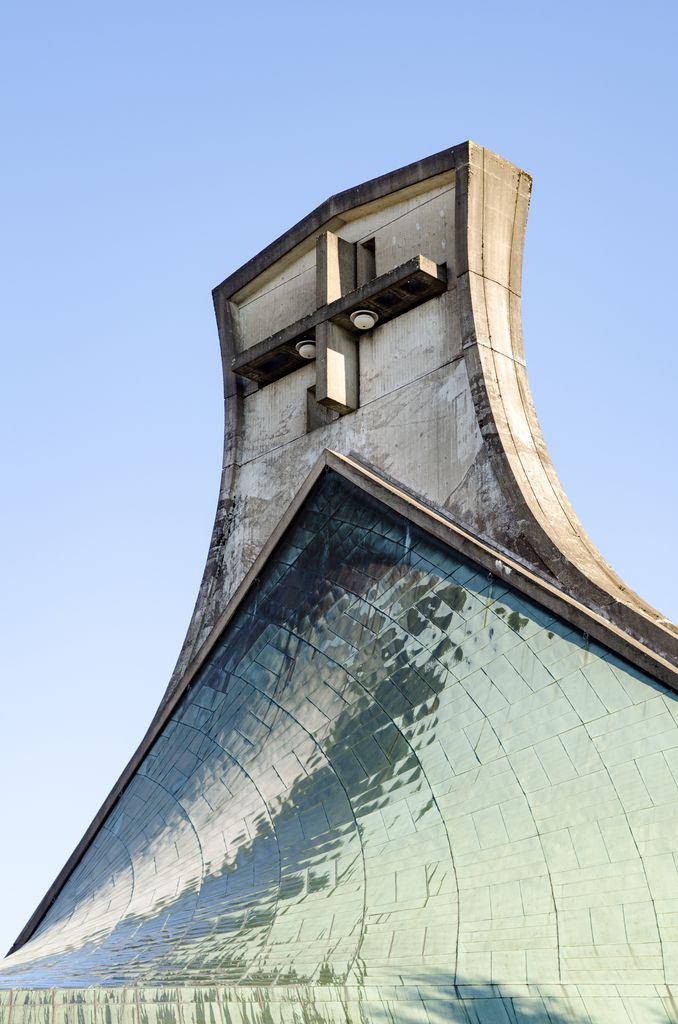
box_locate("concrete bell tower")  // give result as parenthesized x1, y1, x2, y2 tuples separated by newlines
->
(2, 143, 676, 1024)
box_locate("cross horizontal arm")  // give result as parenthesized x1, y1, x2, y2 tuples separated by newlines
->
(231, 255, 447, 386)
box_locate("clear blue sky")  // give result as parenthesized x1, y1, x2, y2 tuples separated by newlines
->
(1, 1, 676, 956)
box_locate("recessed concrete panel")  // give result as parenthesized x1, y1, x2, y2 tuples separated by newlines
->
(236, 251, 317, 351)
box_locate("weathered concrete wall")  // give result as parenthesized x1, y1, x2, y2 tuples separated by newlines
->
(169, 143, 675, 703)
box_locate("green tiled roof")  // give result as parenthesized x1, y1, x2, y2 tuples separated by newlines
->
(2, 471, 677, 1023)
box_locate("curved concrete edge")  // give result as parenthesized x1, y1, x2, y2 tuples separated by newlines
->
(453, 141, 677, 666)
(164, 140, 676, 713)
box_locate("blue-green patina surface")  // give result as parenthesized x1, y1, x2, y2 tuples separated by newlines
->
(2, 471, 676, 1023)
